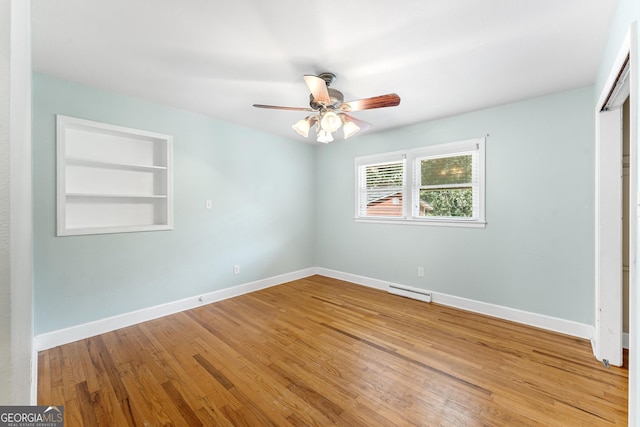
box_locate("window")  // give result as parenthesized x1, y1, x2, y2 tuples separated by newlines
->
(356, 154, 405, 218)
(355, 138, 485, 227)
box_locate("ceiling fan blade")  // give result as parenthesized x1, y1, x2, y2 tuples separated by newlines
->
(253, 104, 314, 112)
(339, 93, 401, 112)
(303, 75, 331, 104)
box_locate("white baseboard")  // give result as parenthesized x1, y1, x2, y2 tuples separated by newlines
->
(315, 268, 391, 291)
(34, 267, 316, 351)
(624, 332, 630, 349)
(33, 266, 597, 352)
(316, 268, 594, 341)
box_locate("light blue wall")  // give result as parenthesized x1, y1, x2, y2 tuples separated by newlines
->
(32, 76, 597, 331)
(315, 86, 595, 324)
(33, 73, 316, 335)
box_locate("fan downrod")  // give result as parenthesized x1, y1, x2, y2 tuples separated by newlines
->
(318, 72, 336, 87)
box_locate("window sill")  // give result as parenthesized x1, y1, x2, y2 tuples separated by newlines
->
(354, 217, 487, 228)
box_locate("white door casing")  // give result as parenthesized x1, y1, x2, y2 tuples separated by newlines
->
(594, 22, 638, 425)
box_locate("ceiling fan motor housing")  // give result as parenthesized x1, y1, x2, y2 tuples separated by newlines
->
(310, 88, 344, 110)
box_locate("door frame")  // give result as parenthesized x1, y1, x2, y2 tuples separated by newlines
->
(594, 22, 637, 422)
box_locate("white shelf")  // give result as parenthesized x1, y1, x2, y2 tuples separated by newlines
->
(59, 223, 172, 237)
(66, 157, 168, 172)
(66, 193, 168, 199)
(57, 115, 173, 236)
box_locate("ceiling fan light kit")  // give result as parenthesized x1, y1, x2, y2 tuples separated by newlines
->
(320, 111, 341, 132)
(317, 129, 334, 144)
(292, 117, 312, 138)
(254, 72, 400, 144)
(342, 119, 360, 139)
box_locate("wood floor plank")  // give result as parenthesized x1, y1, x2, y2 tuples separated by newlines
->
(38, 275, 628, 425)
(76, 339, 102, 394)
(37, 351, 51, 402)
(61, 397, 86, 427)
(92, 367, 132, 427)
(120, 371, 169, 426)
(161, 379, 204, 427)
(59, 341, 84, 403)
(74, 381, 100, 426)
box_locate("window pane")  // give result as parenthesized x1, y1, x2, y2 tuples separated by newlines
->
(421, 155, 472, 186)
(366, 192, 403, 217)
(419, 188, 472, 217)
(366, 163, 403, 188)
(359, 161, 404, 217)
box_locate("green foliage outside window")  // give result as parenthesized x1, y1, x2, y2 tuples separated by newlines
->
(421, 155, 472, 186)
(420, 154, 473, 217)
(420, 188, 472, 217)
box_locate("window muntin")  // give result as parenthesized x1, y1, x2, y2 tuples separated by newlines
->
(355, 138, 485, 227)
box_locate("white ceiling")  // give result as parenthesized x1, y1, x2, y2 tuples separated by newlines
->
(31, 0, 618, 142)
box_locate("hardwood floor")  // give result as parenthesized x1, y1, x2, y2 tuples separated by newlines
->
(38, 275, 628, 426)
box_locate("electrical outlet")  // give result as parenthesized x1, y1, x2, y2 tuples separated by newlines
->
(233, 265, 240, 274)
(417, 267, 425, 277)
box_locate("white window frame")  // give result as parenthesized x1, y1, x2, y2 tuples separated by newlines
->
(355, 138, 486, 228)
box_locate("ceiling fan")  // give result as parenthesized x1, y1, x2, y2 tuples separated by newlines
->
(253, 73, 401, 143)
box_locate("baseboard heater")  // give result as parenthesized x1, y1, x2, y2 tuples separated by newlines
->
(388, 284, 432, 303)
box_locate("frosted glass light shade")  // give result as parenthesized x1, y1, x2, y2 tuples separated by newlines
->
(292, 118, 311, 137)
(343, 120, 360, 139)
(320, 111, 341, 132)
(316, 129, 334, 144)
